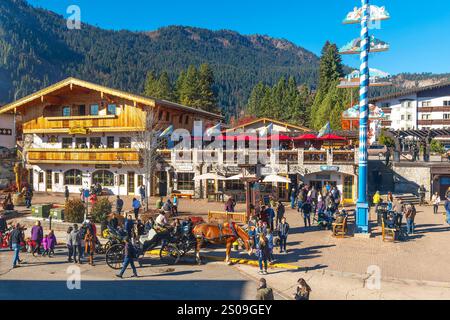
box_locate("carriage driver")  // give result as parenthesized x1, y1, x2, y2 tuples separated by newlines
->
(155, 210, 170, 230)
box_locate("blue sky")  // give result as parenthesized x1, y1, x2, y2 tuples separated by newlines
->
(27, 0, 450, 75)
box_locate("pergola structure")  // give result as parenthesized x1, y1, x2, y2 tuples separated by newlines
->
(386, 128, 450, 161)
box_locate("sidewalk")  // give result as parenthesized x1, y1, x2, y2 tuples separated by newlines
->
(234, 264, 450, 300)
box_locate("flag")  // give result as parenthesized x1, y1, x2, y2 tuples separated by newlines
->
(259, 123, 273, 137)
(317, 122, 331, 138)
(159, 125, 173, 138)
(205, 123, 221, 136)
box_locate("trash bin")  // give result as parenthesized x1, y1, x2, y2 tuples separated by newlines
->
(31, 204, 52, 218)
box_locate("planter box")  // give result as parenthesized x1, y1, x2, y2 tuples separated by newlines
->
(31, 204, 52, 218)
(50, 208, 65, 221)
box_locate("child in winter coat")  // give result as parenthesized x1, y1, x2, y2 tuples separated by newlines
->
(41, 234, 49, 256)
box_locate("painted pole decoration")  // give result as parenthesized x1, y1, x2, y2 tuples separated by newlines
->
(338, 0, 390, 234)
(356, 0, 370, 233)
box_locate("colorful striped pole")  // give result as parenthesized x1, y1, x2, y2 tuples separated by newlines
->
(356, 0, 370, 233)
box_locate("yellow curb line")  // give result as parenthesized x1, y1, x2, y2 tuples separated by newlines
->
(145, 250, 300, 270)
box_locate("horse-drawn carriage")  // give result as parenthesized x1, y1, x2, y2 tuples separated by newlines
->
(104, 220, 198, 269)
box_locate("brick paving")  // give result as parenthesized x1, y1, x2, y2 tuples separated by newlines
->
(12, 192, 450, 283)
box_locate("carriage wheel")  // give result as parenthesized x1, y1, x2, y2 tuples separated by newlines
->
(159, 243, 180, 265)
(106, 243, 125, 270)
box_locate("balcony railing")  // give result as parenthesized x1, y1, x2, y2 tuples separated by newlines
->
(27, 148, 140, 165)
(161, 149, 357, 167)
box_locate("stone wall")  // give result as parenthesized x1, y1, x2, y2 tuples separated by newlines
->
(392, 164, 431, 199)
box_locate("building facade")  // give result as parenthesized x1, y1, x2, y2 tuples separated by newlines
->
(0, 78, 223, 196)
(372, 82, 450, 131)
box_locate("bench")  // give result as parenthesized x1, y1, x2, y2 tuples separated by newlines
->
(332, 215, 348, 238)
(171, 193, 193, 199)
(208, 210, 247, 224)
(381, 218, 396, 242)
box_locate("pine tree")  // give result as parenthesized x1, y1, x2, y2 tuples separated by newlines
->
(178, 65, 200, 107)
(310, 41, 344, 129)
(198, 63, 217, 112)
(157, 71, 175, 101)
(143, 71, 159, 98)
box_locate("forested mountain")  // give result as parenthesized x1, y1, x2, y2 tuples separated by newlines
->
(0, 0, 319, 118)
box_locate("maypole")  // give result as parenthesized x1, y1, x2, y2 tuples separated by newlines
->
(339, 1, 390, 233)
(356, 0, 370, 233)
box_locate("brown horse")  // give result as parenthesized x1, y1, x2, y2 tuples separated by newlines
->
(193, 221, 252, 265)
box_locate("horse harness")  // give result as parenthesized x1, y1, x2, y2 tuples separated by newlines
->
(196, 222, 239, 242)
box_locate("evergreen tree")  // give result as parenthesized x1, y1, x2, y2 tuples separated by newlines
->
(143, 71, 159, 98)
(198, 63, 218, 112)
(157, 71, 175, 101)
(178, 65, 200, 107)
(310, 41, 344, 129)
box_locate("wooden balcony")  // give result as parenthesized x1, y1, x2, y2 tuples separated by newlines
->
(27, 148, 140, 165)
(23, 105, 146, 134)
(418, 106, 450, 113)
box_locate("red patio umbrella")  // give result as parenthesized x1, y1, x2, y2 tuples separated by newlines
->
(294, 133, 318, 141)
(317, 134, 347, 141)
(261, 134, 292, 141)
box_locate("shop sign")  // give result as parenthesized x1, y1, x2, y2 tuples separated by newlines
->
(320, 165, 340, 172)
(176, 164, 193, 171)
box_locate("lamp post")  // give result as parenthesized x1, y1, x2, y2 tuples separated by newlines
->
(356, 0, 371, 233)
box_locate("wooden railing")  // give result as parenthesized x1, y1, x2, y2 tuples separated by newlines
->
(303, 151, 328, 164)
(208, 211, 247, 224)
(27, 148, 140, 164)
(23, 105, 146, 133)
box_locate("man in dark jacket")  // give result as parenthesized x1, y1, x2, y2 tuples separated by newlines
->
(10, 223, 24, 268)
(116, 238, 138, 278)
(116, 196, 124, 215)
(64, 186, 70, 202)
(256, 278, 274, 300)
(124, 215, 134, 238)
(0, 214, 6, 233)
(277, 217, 290, 254)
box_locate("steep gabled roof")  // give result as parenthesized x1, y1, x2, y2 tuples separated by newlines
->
(0, 77, 223, 120)
(226, 117, 311, 132)
(370, 81, 450, 103)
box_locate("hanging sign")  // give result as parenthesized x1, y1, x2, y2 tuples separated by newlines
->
(343, 5, 390, 24)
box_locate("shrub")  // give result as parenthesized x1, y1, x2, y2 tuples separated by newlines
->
(430, 139, 445, 154)
(91, 197, 112, 224)
(65, 199, 86, 223)
(378, 130, 395, 147)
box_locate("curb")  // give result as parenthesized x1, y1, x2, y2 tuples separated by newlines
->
(145, 250, 300, 270)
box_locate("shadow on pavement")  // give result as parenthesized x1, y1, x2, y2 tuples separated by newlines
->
(0, 279, 249, 300)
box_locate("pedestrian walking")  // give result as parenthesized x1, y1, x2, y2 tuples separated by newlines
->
(31, 221, 43, 256)
(405, 204, 417, 235)
(70, 224, 83, 264)
(139, 185, 146, 204)
(124, 215, 135, 238)
(373, 191, 381, 214)
(266, 228, 274, 262)
(256, 278, 274, 300)
(10, 223, 24, 268)
(256, 233, 270, 275)
(275, 201, 285, 229)
(66, 226, 73, 262)
(132, 197, 141, 220)
(84, 228, 96, 266)
(266, 205, 275, 230)
(64, 186, 70, 202)
(302, 201, 312, 228)
(172, 194, 179, 216)
(116, 237, 138, 278)
(445, 196, 450, 225)
(116, 195, 124, 215)
(277, 217, 289, 254)
(432, 192, 441, 214)
(25, 186, 33, 209)
(294, 278, 312, 300)
(418, 185, 426, 206)
(290, 188, 296, 209)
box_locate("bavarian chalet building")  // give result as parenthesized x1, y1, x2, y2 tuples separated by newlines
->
(0, 78, 223, 196)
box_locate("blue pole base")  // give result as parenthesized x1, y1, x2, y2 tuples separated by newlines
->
(356, 202, 370, 234)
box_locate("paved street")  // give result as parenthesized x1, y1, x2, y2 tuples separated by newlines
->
(3, 192, 450, 299)
(0, 246, 284, 300)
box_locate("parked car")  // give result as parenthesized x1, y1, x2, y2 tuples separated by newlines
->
(368, 144, 387, 157)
